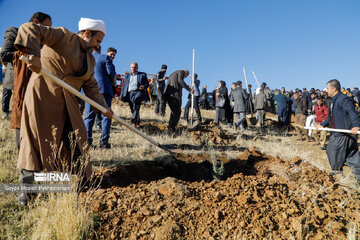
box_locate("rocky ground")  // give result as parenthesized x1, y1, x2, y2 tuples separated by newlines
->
(82, 115, 360, 239)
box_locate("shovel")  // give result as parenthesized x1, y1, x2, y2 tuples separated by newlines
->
(243, 67, 257, 125)
(20, 56, 180, 154)
(305, 126, 360, 134)
(187, 49, 199, 129)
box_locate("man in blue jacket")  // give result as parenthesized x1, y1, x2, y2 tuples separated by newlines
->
(320, 79, 360, 183)
(273, 89, 289, 126)
(120, 62, 149, 125)
(84, 47, 116, 148)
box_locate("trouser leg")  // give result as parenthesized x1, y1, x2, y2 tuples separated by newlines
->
(319, 131, 327, 147)
(344, 135, 360, 181)
(215, 108, 220, 124)
(19, 169, 35, 184)
(259, 110, 264, 126)
(83, 102, 96, 145)
(312, 130, 320, 142)
(2, 87, 12, 113)
(326, 135, 347, 171)
(235, 112, 246, 130)
(95, 113, 103, 128)
(159, 92, 166, 116)
(183, 99, 191, 120)
(130, 92, 142, 122)
(168, 97, 181, 130)
(100, 94, 112, 144)
(155, 95, 160, 114)
(194, 96, 202, 120)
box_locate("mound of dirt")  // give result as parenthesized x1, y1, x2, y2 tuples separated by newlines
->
(188, 121, 236, 145)
(134, 119, 236, 146)
(83, 148, 360, 239)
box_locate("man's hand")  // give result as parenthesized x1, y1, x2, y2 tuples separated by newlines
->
(28, 55, 41, 73)
(163, 77, 168, 80)
(351, 127, 360, 135)
(190, 89, 195, 94)
(103, 107, 114, 119)
(139, 85, 145, 90)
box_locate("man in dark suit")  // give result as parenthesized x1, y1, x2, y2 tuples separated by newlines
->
(84, 47, 116, 148)
(154, 64, 168, 117)
(120, 62, 149, 124)
(320, 79, 360, 183)
(230, 81, 248, 131)
(163, 69, 193, 131)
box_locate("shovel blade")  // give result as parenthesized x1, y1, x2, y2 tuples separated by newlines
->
(187, 119, 200, 130)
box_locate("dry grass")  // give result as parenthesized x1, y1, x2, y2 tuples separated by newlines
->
(1, 87, 359, 238)
(21, 193, 93, 240)
(0, 119, 18, 183)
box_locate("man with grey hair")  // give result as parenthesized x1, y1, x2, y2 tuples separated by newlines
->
(164, 69, 193, 131)
(14, 17, 113, 206)
(319, 79, 360, 184)
(120, 62, 149, 125)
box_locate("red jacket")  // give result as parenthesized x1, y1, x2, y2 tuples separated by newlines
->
(314, 104, 328, 123)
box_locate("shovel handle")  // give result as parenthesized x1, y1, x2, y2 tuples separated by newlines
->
(20, 55, 175, 154)
(305, 126, 360, 134)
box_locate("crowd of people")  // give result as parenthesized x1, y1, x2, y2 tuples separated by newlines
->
(1, 13, 360, 208)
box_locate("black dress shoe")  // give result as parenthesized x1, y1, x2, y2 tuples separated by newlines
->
(99, 142, 111, 149)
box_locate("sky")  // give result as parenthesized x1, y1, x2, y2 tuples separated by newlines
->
(1, 0, 360, 96)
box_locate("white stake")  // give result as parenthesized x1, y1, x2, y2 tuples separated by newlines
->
(190, 49, 195, 123)
(243, 66, 253, 115)
(252, 71, 260, 88)
(243, 67, 249, 94)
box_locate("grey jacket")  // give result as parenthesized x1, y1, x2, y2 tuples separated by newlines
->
(164, 70, 191, 102)
(254, 92, 266, 110)
(0, 27, 18, 90)
(190, 79, 200, 97)
(230, 87, 248, 113)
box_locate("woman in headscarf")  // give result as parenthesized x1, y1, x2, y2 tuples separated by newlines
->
(215, 80, 233, 126)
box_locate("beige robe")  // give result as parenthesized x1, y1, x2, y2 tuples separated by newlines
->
(14, 23, 108, 178)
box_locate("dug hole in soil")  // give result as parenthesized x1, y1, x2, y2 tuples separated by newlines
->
(83, 146, 360, 239)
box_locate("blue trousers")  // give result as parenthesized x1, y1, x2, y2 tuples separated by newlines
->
(235, 112, 246, 129)
(129, 91, 143, 123)
(84, 94, 112, 145)
(277, 107, 287, 124)
(184, 96, 201, 120)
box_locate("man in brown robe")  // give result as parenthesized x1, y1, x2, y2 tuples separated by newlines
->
(14, 17, 113, 206)
(8, 12, 52, 150)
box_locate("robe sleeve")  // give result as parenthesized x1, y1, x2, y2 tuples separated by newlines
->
(14, 22, 65, 56)
(82, 73, 108, 108)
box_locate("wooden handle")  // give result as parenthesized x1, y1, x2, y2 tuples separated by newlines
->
(19, 55, 174, 153)
(305, 126, 360, 134)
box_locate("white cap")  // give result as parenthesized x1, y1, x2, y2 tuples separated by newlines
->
(78, 17, 106, 36)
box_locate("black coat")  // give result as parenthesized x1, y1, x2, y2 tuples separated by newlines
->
(321, 92, 360, 133)
(164, 70, 191, 102)
(217, 86, 233, 123)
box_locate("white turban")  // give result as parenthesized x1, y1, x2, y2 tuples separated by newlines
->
(78, 17, 106, 35)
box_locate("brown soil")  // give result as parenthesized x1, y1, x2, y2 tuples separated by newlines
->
(82, 111, 360, 239)
(84, 151, 360, 239)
